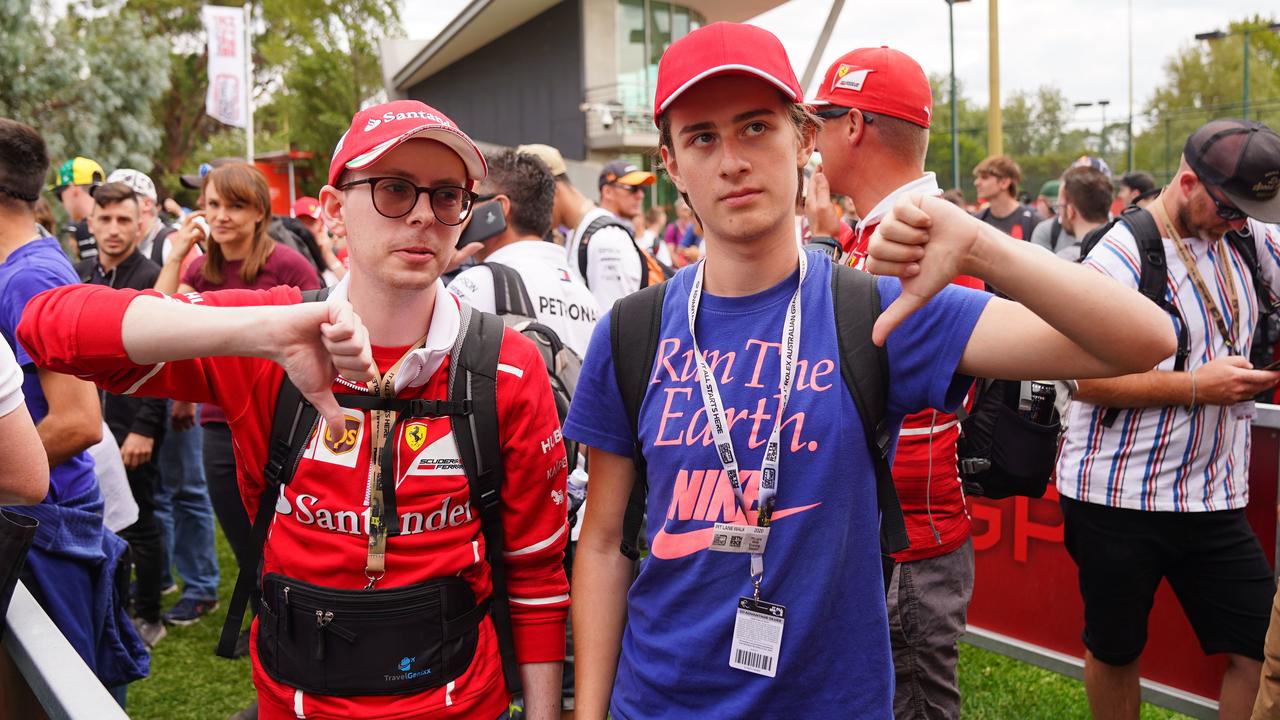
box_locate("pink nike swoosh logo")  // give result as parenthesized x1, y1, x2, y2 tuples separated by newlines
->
(649, 504, 822, 560)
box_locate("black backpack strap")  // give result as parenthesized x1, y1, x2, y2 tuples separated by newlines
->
(578, 215, 648, 289)
(217, 376, 318, 658)
(1097, 208, 1189, 427)
(217, 284, 333, 658)
(150, 224, 176, 266)
(1049, 218, 1062, 250)
(1227, 227, 1280, 314)
(446, 305, 521, 694)
(610, 282, 668, 560)
(830, 266, 908, 560)
(483, 262, 537, 317)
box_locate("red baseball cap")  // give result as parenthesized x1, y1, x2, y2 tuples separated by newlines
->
(653, 22, 803, 127)
(328, 100, 486, 187)
(808, 47, 932, 129)
(291, 196, 321, 219)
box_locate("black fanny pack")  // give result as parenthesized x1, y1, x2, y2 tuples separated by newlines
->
(256, 572, 488, 696)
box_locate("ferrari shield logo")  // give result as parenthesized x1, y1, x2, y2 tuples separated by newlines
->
(404, 422, 428, 452)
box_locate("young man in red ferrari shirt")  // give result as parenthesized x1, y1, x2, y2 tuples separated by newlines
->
(19, 101, 568, 720)
(808, 46, 984, 718)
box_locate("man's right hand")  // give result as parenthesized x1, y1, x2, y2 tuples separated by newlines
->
(1192, 356, 1280, 405)
(267, 300, 377, 431)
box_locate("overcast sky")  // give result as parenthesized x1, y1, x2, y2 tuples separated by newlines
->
(402, 0, 1274, 130)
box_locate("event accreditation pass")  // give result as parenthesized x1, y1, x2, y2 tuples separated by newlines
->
(730, 597, 785, 678)
(709, 523, 769, 554)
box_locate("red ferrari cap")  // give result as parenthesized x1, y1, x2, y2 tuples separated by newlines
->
(809, 47, 932, 129)
(291, 196, 321, 219)
(653, 22, 803, 127)
(328, 100, 486, 187)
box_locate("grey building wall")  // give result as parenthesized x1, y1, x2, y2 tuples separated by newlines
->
(406, 1, 588, 161)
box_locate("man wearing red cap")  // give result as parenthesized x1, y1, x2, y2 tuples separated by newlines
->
(808, 45, 984, 718)
(292, 195, 347, 282)
(18, 100, 569, 720)
(564, 22, 1174, 720)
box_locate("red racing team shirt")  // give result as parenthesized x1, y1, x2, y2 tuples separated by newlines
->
(19, 284, 570, 720)
(848, 220, 983, 563)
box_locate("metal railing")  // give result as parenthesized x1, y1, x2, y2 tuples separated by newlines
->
(2, 580, 128, 720)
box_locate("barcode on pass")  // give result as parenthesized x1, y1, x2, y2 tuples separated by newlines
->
(734, 648, 773, 672)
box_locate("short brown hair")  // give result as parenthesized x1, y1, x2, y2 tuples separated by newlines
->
(1060, 166, 1112, 223)
(201, 163, 274, 286)
(0, 118, 48, 210)
(974, 155, 1022, 197)
(93, 182, 138, 211)
(656, 94, 820, 219)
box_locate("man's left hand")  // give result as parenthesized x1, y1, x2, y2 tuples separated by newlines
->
(121, 433, 155, 470)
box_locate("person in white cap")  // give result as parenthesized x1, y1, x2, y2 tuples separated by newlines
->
(563, 21, 1175, 720)
(19, 100, 569, 720)
(106, 168, 176, 265)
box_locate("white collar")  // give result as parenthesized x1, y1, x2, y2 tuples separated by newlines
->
(328, 275, 460, 393)
(855, 172, 943, 236)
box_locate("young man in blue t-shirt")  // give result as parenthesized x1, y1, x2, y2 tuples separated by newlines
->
(563, 23, 1178, 720)
(0, 118, 148, 697)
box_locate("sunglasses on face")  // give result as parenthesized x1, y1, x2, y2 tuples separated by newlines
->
(607, 183, 645, 194)
(1204, 184, 1247, 222)
(814, 106, 874, 124)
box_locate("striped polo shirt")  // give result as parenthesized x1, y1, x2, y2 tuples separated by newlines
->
(1057, 219, 1280, 512)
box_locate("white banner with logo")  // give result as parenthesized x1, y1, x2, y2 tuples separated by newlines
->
(202, 4, 248, 128)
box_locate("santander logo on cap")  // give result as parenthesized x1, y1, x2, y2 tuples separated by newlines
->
(328, 100, 486, 187)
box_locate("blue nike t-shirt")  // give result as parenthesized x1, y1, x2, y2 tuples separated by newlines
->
(563, 250, 991, 719)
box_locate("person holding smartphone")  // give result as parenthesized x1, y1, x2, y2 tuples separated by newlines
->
(449, 149, 601, 357)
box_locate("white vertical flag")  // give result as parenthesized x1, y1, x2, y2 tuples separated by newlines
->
(202, 4, 249, 128)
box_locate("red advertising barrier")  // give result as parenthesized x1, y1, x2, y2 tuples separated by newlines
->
(967, 424, 1280, 704)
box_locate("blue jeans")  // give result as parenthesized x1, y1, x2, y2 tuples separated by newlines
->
(154, 404, 219, 601)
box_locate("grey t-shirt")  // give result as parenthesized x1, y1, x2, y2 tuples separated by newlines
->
(1030, 217, 1080, 261)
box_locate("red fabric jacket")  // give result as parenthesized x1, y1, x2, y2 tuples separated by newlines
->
(849, 220, 982, 562)
(20, 284, 570, 720)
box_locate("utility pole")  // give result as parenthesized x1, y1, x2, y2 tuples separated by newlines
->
(987, 0, 1002, 156)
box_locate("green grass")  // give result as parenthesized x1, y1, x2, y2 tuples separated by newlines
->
(127, 530, 256, 720)
(124, 530, 1194, 719)
(958, 642, 1192, 719)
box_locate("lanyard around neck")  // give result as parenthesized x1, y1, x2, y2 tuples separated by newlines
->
(363, 337, 427, 588)
(687, 250, 808, 585)
(1153, 201, 1240, 354)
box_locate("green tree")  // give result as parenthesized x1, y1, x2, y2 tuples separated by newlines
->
(117, 0, 399, 200)
(1134, 14, 1280, 184)
(0, 0, 171, 175)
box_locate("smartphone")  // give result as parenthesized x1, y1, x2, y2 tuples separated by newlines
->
(1263, 358, 1280, 372)
(457, 200, 506, 248)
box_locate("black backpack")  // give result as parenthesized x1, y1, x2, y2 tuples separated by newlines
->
(216, 288, 524, 695)
(1078, 206, 1279, 414)
(482, 261, 582, 475)
(608, 264, 908, 585)
(956, 379, 1062, 499)
(577, 215, 675, 290)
